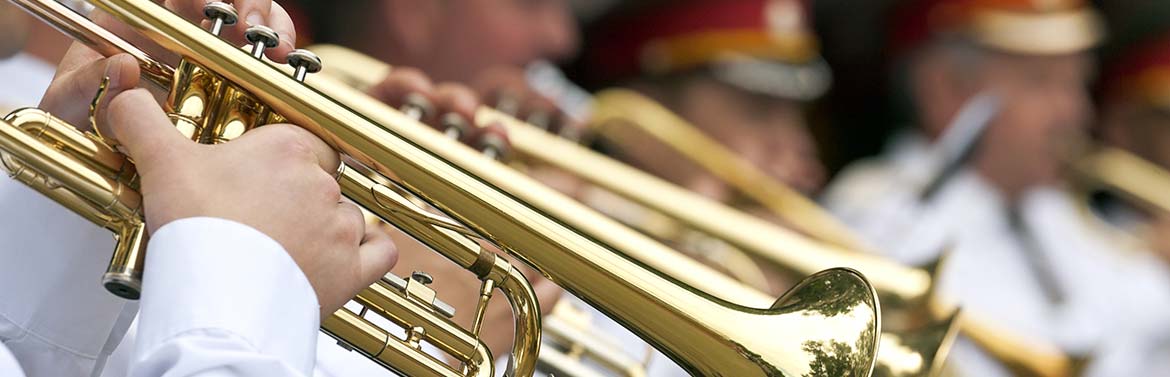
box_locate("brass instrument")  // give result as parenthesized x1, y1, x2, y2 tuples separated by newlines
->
(302, 45, 1076, 377)
(306, 46, 957, 376)
(2, 1, 885, 376)
(1067, 145, 1170, 218)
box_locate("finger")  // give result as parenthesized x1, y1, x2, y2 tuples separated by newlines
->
(103, 88, 189, 172)
(55, 42, 106, 73)
(356, 222, 399, 285)
(227, 0, 274, 49)
(335, 201, 366, 246)
(245, 124, 341, 175)
(40, 53, 142, 128)
(367, 67, 435, 110)
(263, 2, 297, 62)
(431, 82, 480, 140)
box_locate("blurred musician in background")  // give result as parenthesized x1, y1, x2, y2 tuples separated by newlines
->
(580, 0, 828, 200)
(823, 0, 1170, 374)
(491, 1, 837, 375)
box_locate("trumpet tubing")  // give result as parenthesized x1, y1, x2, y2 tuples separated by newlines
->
(1068, 145, 1170, 215)
(4, 0, 885, 376)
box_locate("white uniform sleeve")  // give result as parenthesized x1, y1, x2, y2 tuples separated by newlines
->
(0, 180, 135, 377)
(0, 341, 26, 377)
(131, 217, 320, 377)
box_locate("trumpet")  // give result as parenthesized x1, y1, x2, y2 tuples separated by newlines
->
(302, 45, 1076, 377)
(306, 46, 956, 376)
(2, 0, 885, 376)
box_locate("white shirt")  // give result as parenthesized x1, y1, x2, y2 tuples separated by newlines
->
(2, 217, 321, 377)
(823, 133, 1170, 376)
(0, 53, 55, 110)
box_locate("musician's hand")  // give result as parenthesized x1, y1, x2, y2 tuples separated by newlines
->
(366, 67, 513, 155)
(97, 85, 398, 317)
(90, 0, 297, 63)
(473, 66, 582, 138)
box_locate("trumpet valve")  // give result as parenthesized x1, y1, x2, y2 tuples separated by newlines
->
(287, 49, 323, 82)
(400, 93, 434, 121)
(473, 123, 510, 161)
(243, 25, 279, 59)
(202, 2, 237, 36)
(440, 113, 472, 141)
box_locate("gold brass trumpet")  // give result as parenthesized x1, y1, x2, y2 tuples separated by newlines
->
(3, 0, 884, 376)
(306, 46, 956, 376)
(302, 45, 1074, 377)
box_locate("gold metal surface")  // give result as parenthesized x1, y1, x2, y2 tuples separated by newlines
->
(2, 1, 885, 376)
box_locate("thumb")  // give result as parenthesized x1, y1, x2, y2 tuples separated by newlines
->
(38, 53, 141, 128)
(102, 87, 189, 173)
(357, 225, 399, 286)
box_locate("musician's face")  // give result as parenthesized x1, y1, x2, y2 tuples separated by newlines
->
(655, 74, 828, 197)
(674, 76, 826, 197)
(972, 51, 1094, 197)
(427, 0, 578, 83)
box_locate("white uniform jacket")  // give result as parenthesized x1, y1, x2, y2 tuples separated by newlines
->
(823, 133, 1170, 376)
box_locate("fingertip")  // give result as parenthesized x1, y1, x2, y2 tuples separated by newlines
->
(106, 54, 141, 91)
(434, 83, 481, 124)
(369, 67, 435, 107)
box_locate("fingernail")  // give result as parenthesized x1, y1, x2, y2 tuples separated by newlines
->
(278, 32, 293, 46)
(246, 12, 263, 26)
(104, 58, 122, 91)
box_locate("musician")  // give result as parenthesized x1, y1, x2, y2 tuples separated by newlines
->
(580, 0, 830, 200)
(822, 0, 1170, 374)
(510, 1, 836, 375)
(0, 1, 496, 376)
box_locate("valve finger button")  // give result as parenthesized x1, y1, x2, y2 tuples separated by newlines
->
(399, 93, 433, 121)
(474, 122, 510, 161)
(287, 49, 323, 82)
(203, 2, 238, 36)
(244, 25, 279, 59)
(440, 113, 472, 141)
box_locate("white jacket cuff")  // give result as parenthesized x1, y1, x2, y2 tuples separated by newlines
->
(135, 217, 320, 374)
